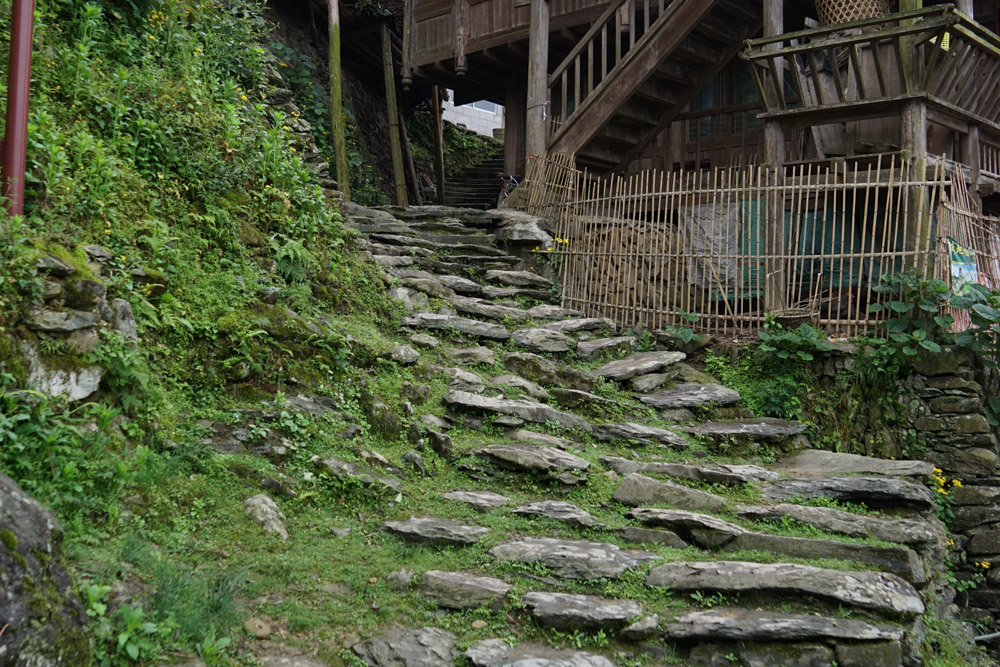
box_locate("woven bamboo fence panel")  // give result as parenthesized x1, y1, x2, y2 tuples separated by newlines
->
(501, 152, 580, 219)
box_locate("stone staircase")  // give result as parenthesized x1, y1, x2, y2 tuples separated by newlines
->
(443, 152, 505, 210)
(338, 202, 954, 666)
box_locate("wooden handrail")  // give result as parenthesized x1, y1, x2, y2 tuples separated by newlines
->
(547, 0, 631, 87)
(746, 5, 953, 49)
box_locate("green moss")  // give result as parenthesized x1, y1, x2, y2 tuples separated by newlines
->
(0, 332, 28, 384)
(39, 243, 98, 280)
(239, 220, 267, 247)
(1, 528, 18, 551)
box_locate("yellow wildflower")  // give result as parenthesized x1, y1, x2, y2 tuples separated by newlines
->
(952, 479, 962, 487)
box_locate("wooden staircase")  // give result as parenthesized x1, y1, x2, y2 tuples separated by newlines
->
(546, 0, 762, 172)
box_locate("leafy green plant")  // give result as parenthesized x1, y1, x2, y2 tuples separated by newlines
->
(867, 271, 954, 368)
(758, 321, 832, 362)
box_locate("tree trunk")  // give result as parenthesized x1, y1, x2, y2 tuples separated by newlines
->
(329, 0, 350, 200)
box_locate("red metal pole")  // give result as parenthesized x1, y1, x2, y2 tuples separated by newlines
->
(1, 0, 35, 217)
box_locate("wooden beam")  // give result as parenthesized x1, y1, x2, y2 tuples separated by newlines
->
(962, 123, 981, 193)
(505, 82, 527, 176)
(763, 0, 785, 313)
(383, 22, 408, 206)
(402, 0, 414, 86)
(329, 0, 350, 200)
(433, 85, 446, 204)
(526, 0, 550, 157)
(454, 0, 468, 75)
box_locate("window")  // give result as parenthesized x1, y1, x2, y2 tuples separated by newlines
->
(470, 100, 498, 114)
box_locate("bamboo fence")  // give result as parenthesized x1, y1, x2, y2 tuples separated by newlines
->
(551, 154, 1000, 336)
(501, 152, 579, 219)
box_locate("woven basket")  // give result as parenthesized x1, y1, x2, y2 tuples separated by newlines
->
(816, 0, 893, 26)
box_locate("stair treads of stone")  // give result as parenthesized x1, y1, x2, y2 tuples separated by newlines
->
(444, 391, 591, 432)
(353, 626, 457, 666)
(370, 242, 434, 258)
(764, 476, 936, 512)
(774, 449, 934, 478)
(512, 501, 601, 527)
(601, 456, 779, 484)
(374, 254, 416, 269)
(437, 275, 484, 296)
(637, 383, 741, 409)
(369, 233, 438, 250)
(512, 328, 575, 353)
(646, 561, 924, 615)
(540, 317, 615, 334)
(577, 336, 637, 361)
(442, 490, 510, 511)
(314, 457, 401, 493)
(382, 517, 490, 546)
(450, 346, 495, 367)
(521, 592, 641, 631)
(403, 313, 510, 340)
(663, 608, 905, 643)
(503, 352, 596, 391)
(593, 422, 689, 449)
(447, 296, 528, 322)
(490, 537, 655, 580)
(466, 639, 614, 667)
(676, 418, 807, 441)
(485, 269, 553, 289)
(418, 570, 511, 610)
(737, 503, 940, 546)
(511, 429, 584, 451)
(627, 508, 925, 583)
(550, 389, 619, 411)
(482, 285, 555, 301)
(614, 473, 727, 513)
(612, 526, 689, 549)
(526, 305, 586, 320)
(474, 444, 590, 485)
(593, 351, 686, 381)
(491, 375, 548, 401)
(446, 367, 486, 393)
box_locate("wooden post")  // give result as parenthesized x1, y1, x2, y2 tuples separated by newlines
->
(329, 0, 350, 200)
(899, 0, 930, 269)
(433, 85, 446, 204)
(401, 0, 414, 87)
(666, 120, 684, 172)
(963, 124, 981, 195)
(956, 0, 973, 15)
(505, 83, 527, 176)
(763, 0, 786, 313)
(382, 22, 408, 207)
(400, 112, 423, 205)
(454, 0, 468, 75)
(525, 0, 550, 157)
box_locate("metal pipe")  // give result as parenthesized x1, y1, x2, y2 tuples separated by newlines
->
(1, 0, 36, 217)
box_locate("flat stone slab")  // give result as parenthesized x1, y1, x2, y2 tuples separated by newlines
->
(511, 429, 583, 450)
(614, 474, 727, 513)
(475, 444, 590, 485)
(612, 526, 688, 549)
(485, 269, 553, 289)
(764, 476, 936, 511)
(354, 626, 457, 666)
(437, 275, 485, 296)
(490, 537, 655, 580)
(513, 500, 601, 527)
(448, 295, 528, 322)
(646, 561, 924, 615)
(383, 517, 490, 546)
(526, 305, 586, 320)
(541, 317, 615, 334)
(491, 375, 548, 400)
(446, 367, 486, 393)
(630, 372, 672, 393)
(419, 570, 510, 610)
(593, 351, 686, 381)
(503, 352, 596, 391)
(513, 328, 575, 353)
(450, 346, 496, 366)
(626, 508, 745, 548)
(601, 457, 780, 484)
(593, 422, 689, 449)
(522, 592, 641, 631)
(466, 640, 614, 667)
(638, 383, 741, 409)
(577, 336, 637, 361)
(663, 608, 905, 643)
(445, 390, 591, 432)
(403, 313, 510, 340)
(677, 418, 807, 441)
(482, 285, 554, 301)
(443, 490, 510, 511)
(550, 389, 619, 410)
(737, 503, 940, 546)
(775, 449, 934, 478)
(315, 457, 401, 493)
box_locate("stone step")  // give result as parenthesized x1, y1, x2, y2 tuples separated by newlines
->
(369, 242, 435, 258)
(763, 476, 936, 512)
(593, 351, 687, 382)
(627, 508, 925, 583)
(512, 327, 575, 353)
(382, 516, 490, 546)
(737, 503, 942, 547)
(774, 449, 934, 478)
(482, 285, 556, 301)
(491, 375, 548, 401)
(418, 570, 511, 610)
(445, 391, 591, 433)
(601, 456, 780, 484)
(503, 352, 596, 392)
(521, 592, 641, 632)
(382, 205, 502, 227)
(540, 317, 616, 334)
(352, 220, 415, 235)
(437, 275, 485, 296)
(512, 500, 601, 527)
(402, 313, 511, 340)
(593, 422, 689, 449)
(511, 428, 583, 450)
(413, 232, 496, 247)
(466, 640, 615, 667)
(313, 457, 401, 493)
(442, 489, 510, 511)
(485, 269, 553, 289)
(447, 295, 529, 322)
(473, 444, 590, 485)
(354, 627, 456, 666)
(577, 336, 638, 361)
(550, 388, 619, 411)
(526, 305, 586, 320)
(490, 537, 656, 580)
(614, 473, 727, 513)
(637, 383, 741, 409)
(646, 561, 924, 615)
(676, 418, 809, 442)
(664, 608, 905, 643)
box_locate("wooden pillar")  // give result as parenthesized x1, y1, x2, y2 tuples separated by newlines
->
(525, 0, 549, 157)
(666, 120, 685, 172)
(899, 0, 931, 269)
(400, 112, 423, 205)
(382, 23, 408, 207)
(505, 83, 527, 176)
(956, 0, 973, 15)
(329, 0, 350, 200)
(401, 0, 414, 87)
(433, 85, 446, 204)
(963, 124, 981, 195)
(454, 0, 468, 75)
(763, 0, 786, 313)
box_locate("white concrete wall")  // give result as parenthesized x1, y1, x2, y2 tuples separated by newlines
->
(443, 91, 504, 137)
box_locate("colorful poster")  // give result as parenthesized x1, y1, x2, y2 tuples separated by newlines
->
(949, 236, 978, 295)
